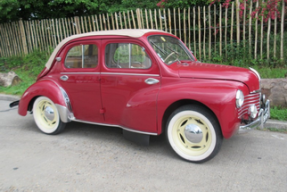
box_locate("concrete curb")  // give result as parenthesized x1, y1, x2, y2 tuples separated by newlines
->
(0, 94, 286, 130)
(264, 119, 287, 130)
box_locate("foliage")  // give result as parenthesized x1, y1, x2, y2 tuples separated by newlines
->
(0, 49, 50, 95)
(0, 0, 116, 23)
(270, 106, 287, 121)
(0, 0, 216, 23)
(209, 0, 287, 22)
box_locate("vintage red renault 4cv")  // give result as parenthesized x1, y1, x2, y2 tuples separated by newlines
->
(11, 29, 270, 163)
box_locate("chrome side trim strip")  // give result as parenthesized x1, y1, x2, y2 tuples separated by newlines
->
(55, 104, 75, 123)
(60, 72, 159, 77)
(44, 79, 75, 122)
(101, 72, 160, 77)
(71, 118, 158, 136)
(61, 72, 101, 75)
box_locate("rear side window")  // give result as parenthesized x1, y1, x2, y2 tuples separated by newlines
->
(65, 44, 98, 68)
(105, 43, 151, 69)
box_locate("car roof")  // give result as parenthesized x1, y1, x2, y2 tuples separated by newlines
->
(45, 29, 170, 69)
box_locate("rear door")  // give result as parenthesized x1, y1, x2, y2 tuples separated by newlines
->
(55, 40, 104, 123)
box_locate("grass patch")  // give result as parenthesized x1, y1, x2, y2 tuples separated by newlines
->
(270, 107, 287, 121)
(0, 49, 51, 95)
(251, 67, 287, 79)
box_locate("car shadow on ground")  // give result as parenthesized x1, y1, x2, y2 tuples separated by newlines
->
(62, 121, 178, 160)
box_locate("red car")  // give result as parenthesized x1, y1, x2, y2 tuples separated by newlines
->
(11, 29, 270, 163)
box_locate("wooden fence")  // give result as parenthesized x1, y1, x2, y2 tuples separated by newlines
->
(0, 0, 286, 63)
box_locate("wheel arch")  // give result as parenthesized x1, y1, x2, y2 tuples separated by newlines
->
(161, 99, 221, 136)
(18, 80, 72, 123)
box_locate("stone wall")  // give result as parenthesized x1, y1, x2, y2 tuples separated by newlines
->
(261, 79, 287, 108)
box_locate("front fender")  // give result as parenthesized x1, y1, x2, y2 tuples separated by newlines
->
(18, 80, 72, 122)
(157, 78, 249, 138)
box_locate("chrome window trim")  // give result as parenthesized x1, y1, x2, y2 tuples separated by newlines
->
(72, 118, 158, 136)
(101, 72, 159, 77)
(60, 72, 159, 77)
(61, 72, 101, 75)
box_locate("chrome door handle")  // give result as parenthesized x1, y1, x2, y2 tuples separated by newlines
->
(145, 78, 159, 85)
(60, 75, 69, 81)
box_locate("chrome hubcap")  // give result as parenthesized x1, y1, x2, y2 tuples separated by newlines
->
(44, 106, 55, 121)
(184, 124, 203, 143)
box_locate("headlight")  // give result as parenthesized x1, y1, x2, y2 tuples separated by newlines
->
(236, 90, 244, 108)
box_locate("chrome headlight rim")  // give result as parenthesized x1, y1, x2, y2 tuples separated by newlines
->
(236, 90, 244, 108)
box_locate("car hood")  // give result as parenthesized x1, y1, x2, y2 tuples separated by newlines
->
(177, 62, 260, 92)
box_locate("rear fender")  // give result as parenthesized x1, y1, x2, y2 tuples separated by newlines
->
(18, 80, 73, 123)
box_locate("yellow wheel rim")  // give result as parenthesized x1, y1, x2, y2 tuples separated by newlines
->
(34, 98, 59, 132)
(171, 114, 212, 156)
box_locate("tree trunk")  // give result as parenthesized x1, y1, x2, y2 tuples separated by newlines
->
(0, 71, 22, 87)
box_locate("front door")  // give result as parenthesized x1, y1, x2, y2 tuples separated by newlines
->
(100, 39, 160, 133)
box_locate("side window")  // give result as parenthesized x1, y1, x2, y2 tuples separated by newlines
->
(105, 43, 151, 69)
(65, 44, 98, 68)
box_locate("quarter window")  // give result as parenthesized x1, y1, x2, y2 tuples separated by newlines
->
(65, 44, 98, 68)
(105, 43, 151, 69)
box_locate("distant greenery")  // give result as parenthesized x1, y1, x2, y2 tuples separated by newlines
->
(187, 31, 287, 70)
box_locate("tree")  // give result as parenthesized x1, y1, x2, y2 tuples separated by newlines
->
(0, 0, 213, 23)
(0, 0, 121, 23)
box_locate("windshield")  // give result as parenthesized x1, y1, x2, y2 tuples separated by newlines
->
(148, 35, 194, 65)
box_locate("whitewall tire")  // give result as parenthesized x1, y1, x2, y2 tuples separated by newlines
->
(166, 105, 222, 163)
(33, 96, 66, 135)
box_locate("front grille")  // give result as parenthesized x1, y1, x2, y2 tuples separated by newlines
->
(238, 93, 260, 118)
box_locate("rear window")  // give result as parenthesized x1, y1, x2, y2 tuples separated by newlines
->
(65, 44, 98, 68)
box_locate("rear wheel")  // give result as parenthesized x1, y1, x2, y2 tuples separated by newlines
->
(166, 105, 222, 163)
(33, 96, 66, 135)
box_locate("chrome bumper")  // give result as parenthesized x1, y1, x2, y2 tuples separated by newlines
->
(238, 100, 270, 134)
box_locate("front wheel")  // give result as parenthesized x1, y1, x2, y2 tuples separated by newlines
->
(166, 105, 222, 163)
(33, 96, 66, 135)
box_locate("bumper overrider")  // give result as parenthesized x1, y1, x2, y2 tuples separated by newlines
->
(238, 100, 270, 134)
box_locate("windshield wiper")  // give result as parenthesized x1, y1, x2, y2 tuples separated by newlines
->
(149, 40, 168, 55)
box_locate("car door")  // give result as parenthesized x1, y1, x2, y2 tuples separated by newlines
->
(55, 40, 104, 123)
(100, 38, 160, 133)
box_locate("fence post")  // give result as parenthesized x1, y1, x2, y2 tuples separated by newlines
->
(280, 0, 285, 61)
(18, 18, 28, 55)
(74, 16, 81, 34)
(136, 8, 142, 29)
(235, 0, 240, 45)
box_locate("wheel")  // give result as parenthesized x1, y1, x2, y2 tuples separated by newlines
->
(166, 105, 222, 163)
(33, 96, 66, 135)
